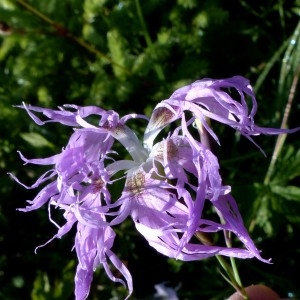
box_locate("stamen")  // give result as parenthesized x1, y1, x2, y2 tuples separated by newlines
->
(126, 170, 146, 195)
(93, 178, 104, 193)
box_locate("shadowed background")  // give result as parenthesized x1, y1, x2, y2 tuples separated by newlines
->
(1, 0, 300, 299)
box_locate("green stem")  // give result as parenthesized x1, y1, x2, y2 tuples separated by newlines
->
(134, 0, 165, 81)
(230, 257, 242, 286)
(224, 229, 243, 289)
(254, 20, 300, 95)
(195, 119, 248, 298)
(264, 64, 300, 185)
(15, 0, 130, 73)
(253, 37, 290, 94)
(278, 21, 300, 99)
(216, 255, 249, 299)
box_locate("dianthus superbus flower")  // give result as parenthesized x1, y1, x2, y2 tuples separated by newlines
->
(10, 76, 298, 300)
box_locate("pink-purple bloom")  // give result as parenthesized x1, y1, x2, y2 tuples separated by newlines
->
(10, 76, 298, 299)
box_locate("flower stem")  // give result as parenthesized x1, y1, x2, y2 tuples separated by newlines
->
(216, 255, 249, 299)
(253, 36, 290, 94)
(223, 227, 248, 298)
(263, 20, 300, 184)
(195, 118, 248, 298)
(264, 64, 300, 185)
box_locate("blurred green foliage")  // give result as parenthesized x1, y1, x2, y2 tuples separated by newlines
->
(1, 0, 300, 299)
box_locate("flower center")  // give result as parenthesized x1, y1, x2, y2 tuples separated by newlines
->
(93, 178, 104, 193)
(126, 170, 146, 195)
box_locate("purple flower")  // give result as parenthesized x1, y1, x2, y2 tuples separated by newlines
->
(154, 282, 181, 300)
(144, 76, 299, 152)
(10, 76, 298, 299)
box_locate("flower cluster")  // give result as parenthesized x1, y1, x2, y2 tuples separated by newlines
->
(11, 76, 296, 300)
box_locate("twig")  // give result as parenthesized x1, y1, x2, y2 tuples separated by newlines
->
(15, 0, 130, 74)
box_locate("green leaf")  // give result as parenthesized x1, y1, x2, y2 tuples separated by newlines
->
(107, 28, 130, 79)
(31, 272, 50, 300)
(270, 185, 300, 202)
(20, 132, 55, 149)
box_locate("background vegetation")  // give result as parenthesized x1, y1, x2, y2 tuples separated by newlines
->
(1, 0, 300, 299)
